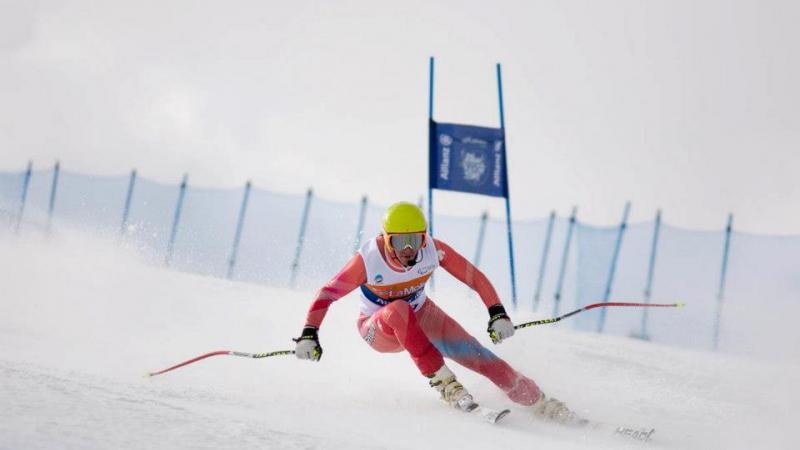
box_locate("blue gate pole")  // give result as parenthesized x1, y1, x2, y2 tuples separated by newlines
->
(713, 214, 734, 350)
(427, 56, 435, 238)
(553, 207, 578, 317)
(353, 195, 368, 253)
(597, 201, 632, 333)
(165, 174, 188, 267)
(639, 209, 662, 340)
(533, 210, 556, 311)
(473, 211, 489, 267)
(497, 63, 518, 308)
(427, 56, 436, 292)
(119, 169, 137, 237)
(46, 161, 61, 233)
(290, 188, 314, 288)
(227, 180, 252, 280)
(15, 161, 32, 234)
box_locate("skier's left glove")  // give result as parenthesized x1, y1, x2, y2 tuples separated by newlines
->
(487, 304, 515, 344)
(293, 326, 323, 361)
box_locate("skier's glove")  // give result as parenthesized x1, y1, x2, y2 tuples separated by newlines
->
(487, 304, 515, 344)
(293, 326, 323, 361)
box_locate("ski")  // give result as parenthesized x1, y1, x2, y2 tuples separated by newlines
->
(578, 419, 656, 443)
(475, 405, 511, 424)
(455, 395, 511, 424)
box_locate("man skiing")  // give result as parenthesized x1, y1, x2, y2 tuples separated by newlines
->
(294, 201, 577, 423)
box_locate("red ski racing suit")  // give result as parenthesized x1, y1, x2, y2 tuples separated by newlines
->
(303, 235, 542, 406)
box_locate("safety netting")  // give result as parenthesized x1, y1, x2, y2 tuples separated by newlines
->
(1, 167, 797, 359)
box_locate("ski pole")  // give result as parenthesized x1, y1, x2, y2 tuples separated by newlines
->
(145, 349, 295, 377)
(514, 302, 684, 330)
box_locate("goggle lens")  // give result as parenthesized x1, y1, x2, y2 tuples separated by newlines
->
(389, 233, 425, 251)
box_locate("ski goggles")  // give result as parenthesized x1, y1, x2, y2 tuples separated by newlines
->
(386, 233, 426, 252)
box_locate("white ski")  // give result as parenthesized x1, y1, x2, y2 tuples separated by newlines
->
(578, 419, 655, 443)
(455, 395, 511, 424)
(475, 405, 512, 424)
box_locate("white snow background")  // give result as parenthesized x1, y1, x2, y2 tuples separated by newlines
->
(1, 228, 798, 449)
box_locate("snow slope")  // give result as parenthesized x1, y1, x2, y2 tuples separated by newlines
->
(1, 230, 799, 449)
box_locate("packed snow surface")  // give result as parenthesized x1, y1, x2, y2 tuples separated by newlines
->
(1, 230, 798, 449)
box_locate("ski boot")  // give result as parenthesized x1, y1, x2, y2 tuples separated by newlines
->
(428, 365, 476, 411)
(531, 393, 583, 426)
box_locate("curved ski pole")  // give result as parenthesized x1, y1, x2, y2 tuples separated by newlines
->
(514, 302, 684, 330)
(145, 349, 295, 377)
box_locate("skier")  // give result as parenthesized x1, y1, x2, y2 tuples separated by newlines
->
(293, 201, 577, 423)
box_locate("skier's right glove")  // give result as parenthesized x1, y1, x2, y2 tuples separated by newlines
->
(487, 304, 515, 344)
(293, 326, 323, 361)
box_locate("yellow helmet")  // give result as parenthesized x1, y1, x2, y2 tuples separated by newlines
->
(382, 202, 427, 234)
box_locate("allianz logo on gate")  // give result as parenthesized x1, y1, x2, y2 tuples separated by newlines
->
(461, 152, 486, 183)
